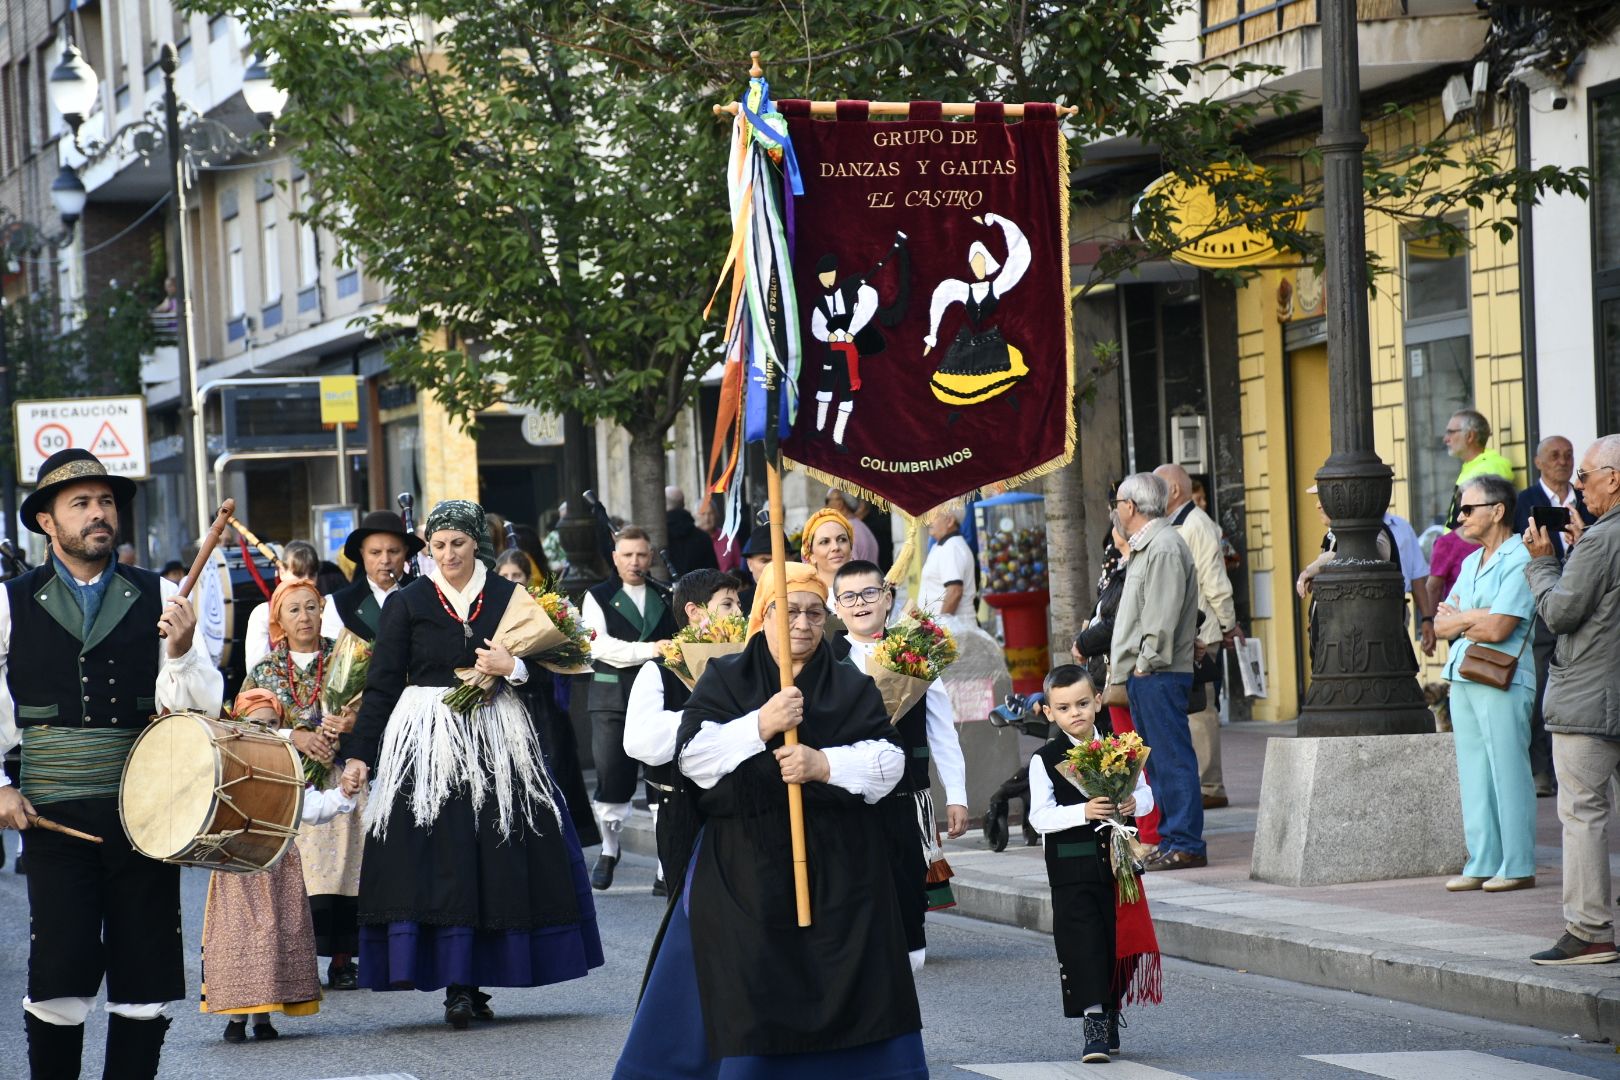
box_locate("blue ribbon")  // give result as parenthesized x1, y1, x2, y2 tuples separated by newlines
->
(739, 77, 804, 197)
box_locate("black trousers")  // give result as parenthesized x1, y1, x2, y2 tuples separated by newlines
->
(589, 708, 642, 805)
(25, 798, 183, 1005)
(1052, 879, 1117, 1017)
(881, 791, 928, 954)
(1530, 621, 1555, 779)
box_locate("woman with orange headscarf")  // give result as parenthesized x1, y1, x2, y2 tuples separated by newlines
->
(241, 579, 367, 992)
(616, 560, 925, 1078)
(800, 507, 855, 637)
(199, 690, 360, 1043)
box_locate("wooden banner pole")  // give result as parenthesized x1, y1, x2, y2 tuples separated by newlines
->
(766, 456, 812, 927)
(713, 99, 1079, 119)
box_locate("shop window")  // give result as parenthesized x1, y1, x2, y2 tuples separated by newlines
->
(1593, 83, 1620, 434)
(1402, 233, 1471, 530)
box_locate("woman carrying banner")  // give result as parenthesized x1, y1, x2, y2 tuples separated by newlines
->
(614, 561, 925, 1080)
(339, 500, 602, 1029)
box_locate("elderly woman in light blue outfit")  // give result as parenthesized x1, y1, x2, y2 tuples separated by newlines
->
(1435, 473, 1538, 894)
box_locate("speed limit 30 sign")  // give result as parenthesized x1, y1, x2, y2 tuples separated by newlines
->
(15, 396, 150, 483)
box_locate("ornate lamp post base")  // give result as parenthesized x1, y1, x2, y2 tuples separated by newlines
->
(1299, 456, 1433, 737)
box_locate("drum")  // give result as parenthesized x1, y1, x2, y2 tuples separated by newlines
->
(120, 712, 304, 873)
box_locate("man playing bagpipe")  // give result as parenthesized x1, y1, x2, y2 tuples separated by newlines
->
(614, 561, 925, 1079)
(623, 568, 742, 896)
(829, 559, 969, 971)
(0, 449, 224, 1080)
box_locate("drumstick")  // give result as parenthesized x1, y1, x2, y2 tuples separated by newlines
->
(161, 499, 236, 638)
(27, 813, 103, 844)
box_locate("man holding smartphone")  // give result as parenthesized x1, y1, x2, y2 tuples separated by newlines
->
(1514, 435, 1599, 798)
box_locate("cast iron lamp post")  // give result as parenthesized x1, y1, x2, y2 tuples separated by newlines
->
(1302, 0, 1432, 736)
(47, 43, 281, 537)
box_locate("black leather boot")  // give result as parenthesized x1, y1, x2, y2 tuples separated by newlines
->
(25, 1012, 83, 1080)
(101, 1014, 170, 1080)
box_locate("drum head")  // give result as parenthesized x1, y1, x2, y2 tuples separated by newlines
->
(121, 713, 220, 861)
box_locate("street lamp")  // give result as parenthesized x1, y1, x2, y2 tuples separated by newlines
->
(49, 166, 87, 227)
(1301, 0, 1432, 737)
(48, 42, 280, 538)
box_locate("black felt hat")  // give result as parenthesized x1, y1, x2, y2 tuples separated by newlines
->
(343, 509, 427, 563)
(22, 449, 138, 534)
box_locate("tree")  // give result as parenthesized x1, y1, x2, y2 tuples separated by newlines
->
(198, 0, 1584, 583)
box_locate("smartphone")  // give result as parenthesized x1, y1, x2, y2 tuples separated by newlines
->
(1533, 505, 1571, 532)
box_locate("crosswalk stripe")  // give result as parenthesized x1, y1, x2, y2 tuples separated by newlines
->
(315, 1075, 422, 1080)
(1305, 1050, 1592, 1079)
(958, 1063, 1193, 1079)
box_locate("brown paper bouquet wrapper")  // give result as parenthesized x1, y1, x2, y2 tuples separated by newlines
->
(454, 586, 584, 688)
(869, 665, 932, 724)
(679, 642, 747, 689)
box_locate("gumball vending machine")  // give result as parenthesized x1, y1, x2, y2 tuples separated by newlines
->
(973, 492, 1050, 695)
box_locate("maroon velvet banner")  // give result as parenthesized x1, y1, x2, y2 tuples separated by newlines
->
(779, 100, 1074, 517)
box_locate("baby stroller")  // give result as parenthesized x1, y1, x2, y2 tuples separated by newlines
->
(981, 692, 1048, 852)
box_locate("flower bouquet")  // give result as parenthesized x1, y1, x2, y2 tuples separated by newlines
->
(867, 611, 959, 722)
(322, 630, 373, 714)
(659, 615, 748, 689)
(1056, 731, 1152, 903)
(443, 583, 595, 716)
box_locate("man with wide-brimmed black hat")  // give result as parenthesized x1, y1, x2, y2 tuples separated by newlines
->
(331, 510, 425, 641)
(0, 448, 224, 1080)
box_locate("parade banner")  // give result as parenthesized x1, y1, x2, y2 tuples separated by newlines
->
(778, 100, 1074, 516)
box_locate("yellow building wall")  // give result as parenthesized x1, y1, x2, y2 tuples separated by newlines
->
(1240, 97, 1529, 721)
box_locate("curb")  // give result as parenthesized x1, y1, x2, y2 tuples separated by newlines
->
(616, 816, 1620, 1041)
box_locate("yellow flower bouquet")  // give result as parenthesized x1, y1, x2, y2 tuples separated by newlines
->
(660, 615, 748, 690)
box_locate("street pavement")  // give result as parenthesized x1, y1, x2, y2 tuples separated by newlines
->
(4, 829, 1620, 1079)
(840, 719, 1620, 1046)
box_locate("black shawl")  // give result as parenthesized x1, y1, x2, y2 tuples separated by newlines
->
(664, 633, 921, 1059)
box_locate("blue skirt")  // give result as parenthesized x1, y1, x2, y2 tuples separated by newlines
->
(358, 789, 603, 992)
(615, 849, 927, 1080)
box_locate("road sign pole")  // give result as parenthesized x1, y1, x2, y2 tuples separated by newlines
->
(335, 421, 349, 505)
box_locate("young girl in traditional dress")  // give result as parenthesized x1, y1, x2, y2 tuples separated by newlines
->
(200, 689, 359, 1042)
(1028, 665, 1161, 1065)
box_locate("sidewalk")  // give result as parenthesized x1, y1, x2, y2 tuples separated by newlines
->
(617, 721, 1620, 1041)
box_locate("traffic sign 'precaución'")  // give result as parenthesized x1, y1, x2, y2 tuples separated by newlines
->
(14, 396, 150, 483)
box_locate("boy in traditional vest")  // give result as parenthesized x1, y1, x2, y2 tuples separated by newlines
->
(623, 568, 741, 896)
(1028, 664, 1157, 1065)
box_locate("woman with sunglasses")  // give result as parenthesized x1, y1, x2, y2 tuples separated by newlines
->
(1435, 473, 1538, 895)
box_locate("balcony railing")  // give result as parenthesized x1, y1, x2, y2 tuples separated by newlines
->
(1201, 0, 1408, 58)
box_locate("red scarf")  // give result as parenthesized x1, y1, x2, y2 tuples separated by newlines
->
(1113, 879, 1163, 1006)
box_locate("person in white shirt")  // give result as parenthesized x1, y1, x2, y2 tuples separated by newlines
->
(327, 511, 422, 645)
(832, 560, 968, 971)
(918, 507, 978, 635)
(1155, 464, 1239, 810)
(623, 568, 742, 897)
(579, 527, 676, 889)
(1027, 664, 1156, 1065)
(242, 540, 344, 670)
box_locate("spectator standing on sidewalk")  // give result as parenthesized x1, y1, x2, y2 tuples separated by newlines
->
(1155, 464, 1240, 811)
(1107, 473, 1202, 871)
(1434, 474, 1537, 895)
(1526, 435, 1620, 967)
(1444, 409, 1516, 528)
(1513, 435, 1598, 798)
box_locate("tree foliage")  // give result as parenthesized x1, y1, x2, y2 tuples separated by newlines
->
(185, 0, 1588, 510)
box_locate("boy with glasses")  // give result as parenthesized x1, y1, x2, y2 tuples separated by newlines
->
(831, 560, 969, 970)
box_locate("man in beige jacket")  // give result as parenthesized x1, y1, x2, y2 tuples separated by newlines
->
(1155, 464, 1241, 810)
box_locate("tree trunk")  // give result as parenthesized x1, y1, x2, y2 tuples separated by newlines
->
(627, 426, 669, 553)
(1045, 294, 1125, 661)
